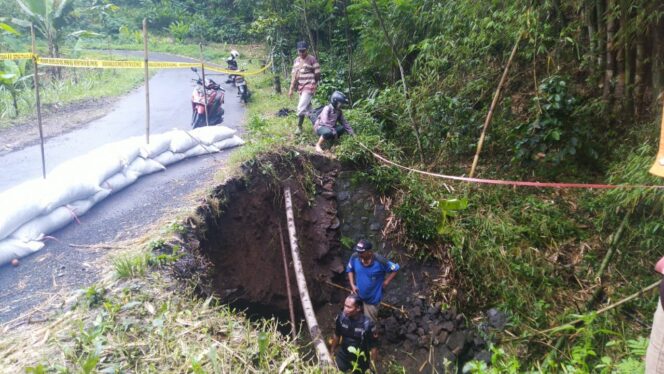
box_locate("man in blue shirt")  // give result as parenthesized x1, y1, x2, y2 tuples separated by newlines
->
(346, 239, 400, 322)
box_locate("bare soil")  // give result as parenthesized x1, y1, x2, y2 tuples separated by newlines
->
(0, 97, 117, 156)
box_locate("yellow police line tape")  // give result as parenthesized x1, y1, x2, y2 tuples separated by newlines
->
(0, 53, 272, 76)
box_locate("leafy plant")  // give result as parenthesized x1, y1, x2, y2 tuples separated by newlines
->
(0, 59, 30, 117)
(512, 76, 596, 169)
(167, 20, 189, 42)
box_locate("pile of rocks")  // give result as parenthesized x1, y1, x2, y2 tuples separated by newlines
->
(379, 299, 493, 371)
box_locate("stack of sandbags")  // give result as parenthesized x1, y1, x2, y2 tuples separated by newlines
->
(0, 126, 244, 266)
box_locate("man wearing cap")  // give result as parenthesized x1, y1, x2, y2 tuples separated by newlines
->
(288, 41, 321, 134)
(346, 239, 400, 322)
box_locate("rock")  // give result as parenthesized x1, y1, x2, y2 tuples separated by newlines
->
(322, 191, 337, 199)
(409, 306, 422, 318)
(418, 335, 429, 348)
(446, 331, 467, 355)
(441, 321, 455, 332)
(337, 191, 350, 201)
(487, 308, 507, 330)
(407, 321, 417, 333)
(435, 331, 448, 346)
(436, 345, 456, 364)
(417, 327, 425, 337)
(474, 349, 492, 364)
(322, 181, 334, 191)
(405, 333, 419, 343)
(11, 258, 19, 267)
(369, 222, 381, 231)
(329, 217, 341, 230)
(430, 324, 443, 337)
(427, 306, 438, 315)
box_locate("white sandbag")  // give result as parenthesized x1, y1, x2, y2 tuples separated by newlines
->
(213, 135, 245, 150)
(42, 175, 102, 213)
(138, 134, 172, 159)
(169, 130, 202, 153)
(101, 171, 139, 193)
(10, 206, 75, 242)
(153, 151, 186, 166)
(125, 157, 165, 178)
(189, 126, 236, 145)
(68, 189, 111, 217)
(49, 151, 125, 187)
(0, 238, 45, 266)
(183, 144, 220, 158)
(0, 180, 48, 241)
(95, 138, 142, 165)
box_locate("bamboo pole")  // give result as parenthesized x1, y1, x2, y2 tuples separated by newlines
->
(469, 33, 522, 178)
(278, 221, 298, 340)
(142, 18, 150, 144)
(199, 44, 209, 127)
(283, 187, 333, 366)
(31, 25, 46, 179)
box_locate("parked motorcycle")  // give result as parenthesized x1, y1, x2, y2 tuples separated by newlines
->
(190, 67, 225, 129)
(235, 72, 251, 104)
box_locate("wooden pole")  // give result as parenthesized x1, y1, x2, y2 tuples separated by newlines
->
(283, 187, 334, 366)
(279, 221, 298, 340)
(199, 44, 209, 127)
(142, 18, 150, 144)
(31, 25, 46, 179)
(469, 33, 522, 178)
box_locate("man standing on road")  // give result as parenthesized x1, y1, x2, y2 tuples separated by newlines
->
(347, 239, 400, 322)
(288, 41, 320, 134)
(330, 295, 379, 373)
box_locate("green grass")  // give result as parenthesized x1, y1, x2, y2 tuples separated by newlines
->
(0, 51, 146, 128)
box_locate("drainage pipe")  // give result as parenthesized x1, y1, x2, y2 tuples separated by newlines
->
(283, 187, 334, 366)
(278, 221, 298, 340)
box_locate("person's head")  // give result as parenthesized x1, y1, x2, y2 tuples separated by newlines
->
(343, 294, 363, 318)
(230, 50, 240, 59)
(354, 239, 374, 265)
(296, 41, 308, 57)
(330, 91, 349, 110)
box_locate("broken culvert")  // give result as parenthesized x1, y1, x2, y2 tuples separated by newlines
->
(169, 150, 492, 372)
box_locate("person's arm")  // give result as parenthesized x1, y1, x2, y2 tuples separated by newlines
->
(288, 59, 299, 98)
(313, 57, 321, 82)
(382, 261, 400, 288)
(383, 270, 398, 288)
(330, 333, 340, 353)
(339, 112, 354, 135)
(348, 271, 358, 294)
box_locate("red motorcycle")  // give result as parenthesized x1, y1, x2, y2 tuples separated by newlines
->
(190, 67, 225, 129)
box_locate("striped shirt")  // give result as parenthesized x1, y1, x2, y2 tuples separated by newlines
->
(291, 55, 320, 93)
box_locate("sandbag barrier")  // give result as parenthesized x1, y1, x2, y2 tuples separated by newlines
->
(0, 126, 244, 266)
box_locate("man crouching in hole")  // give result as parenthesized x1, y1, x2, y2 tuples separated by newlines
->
(330, 295, 379, 373)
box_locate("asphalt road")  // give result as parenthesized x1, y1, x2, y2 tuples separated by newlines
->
(0, 52, 246, 324)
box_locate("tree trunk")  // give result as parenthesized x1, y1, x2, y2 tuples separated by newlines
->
(283, 187, 334, 367)
(596, 0, 606, 73)
(634, 38, 645, 116)
(585, 2, 597, 68)
(653, 16, 664, 105)
(343, 0, 353, 102)
(10, 90, 18, 117)
(603, 0, 616, 102)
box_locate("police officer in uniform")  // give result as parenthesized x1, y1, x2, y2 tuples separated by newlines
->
(330, 295, 378, 373)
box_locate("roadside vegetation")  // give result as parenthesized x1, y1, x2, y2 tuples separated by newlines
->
(1, 0, 664, 372)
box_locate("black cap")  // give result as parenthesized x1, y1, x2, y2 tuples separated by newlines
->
(354, 239, 373, 253)
(296, 41, 308, 50)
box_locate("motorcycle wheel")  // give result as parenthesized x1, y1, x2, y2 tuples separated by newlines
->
(239, 86, 248, 104)
(191, 112, 206, 129)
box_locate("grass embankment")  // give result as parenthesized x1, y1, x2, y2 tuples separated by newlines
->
(0, 47, 329, 373)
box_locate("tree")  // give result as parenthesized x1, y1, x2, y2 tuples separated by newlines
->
(0, 59, 31, 117)
(13, 0, 76, 59)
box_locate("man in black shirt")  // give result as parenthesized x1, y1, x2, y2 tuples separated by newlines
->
(330, 295, 378, 373)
